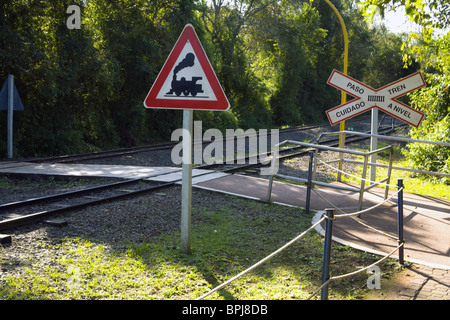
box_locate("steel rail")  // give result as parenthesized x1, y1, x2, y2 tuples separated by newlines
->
(0, 181, 174, 230)
(214, 125, 397, 173)
(0, 178, 144, 210)
(27, 121, 343, 164)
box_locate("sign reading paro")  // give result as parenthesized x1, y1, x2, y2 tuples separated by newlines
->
(326, 70, 426, 127)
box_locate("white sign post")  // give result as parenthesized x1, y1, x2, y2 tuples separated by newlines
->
(181, 109, 193, 253)
(326, 69, 426, 181)
(144, 25, 229, 254)
(7, 75, 13, 159)
(0, 75, 25, 159)
(370, 108, 378, 182)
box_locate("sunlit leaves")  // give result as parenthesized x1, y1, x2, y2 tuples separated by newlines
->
(359, 1, 450, 181)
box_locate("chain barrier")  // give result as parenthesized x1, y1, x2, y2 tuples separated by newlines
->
(312, 185, 403, 218)
(196, 215, 327, 300)
(317, 158, 398, 189)
(312, 158, 404, 240)
(306, 157, 406, 299)
(197, 142, 405, 300)
(307, 242, 404, 300)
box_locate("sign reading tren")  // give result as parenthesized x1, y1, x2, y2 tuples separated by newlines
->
(326, 69, 426, 127)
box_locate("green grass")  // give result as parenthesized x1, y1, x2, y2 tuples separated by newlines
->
(338, 144, 450, 200)
(0, 195, 399, 300)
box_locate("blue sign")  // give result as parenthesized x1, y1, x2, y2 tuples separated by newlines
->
(0, 77, 24, 111)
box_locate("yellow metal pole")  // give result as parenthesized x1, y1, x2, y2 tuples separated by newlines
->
(323, 0, 348, 135)
(323, 0, 348, 181)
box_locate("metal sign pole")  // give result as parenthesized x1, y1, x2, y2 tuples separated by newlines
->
(7, 75, 14, 159)
(397, 179, 405, 265)
(181, 109, 193, 254)
(370, 108, 378, 182)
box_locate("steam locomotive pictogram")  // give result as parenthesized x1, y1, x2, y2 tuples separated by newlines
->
(166, 52, 204, 97)
(167, 75, 204, 97)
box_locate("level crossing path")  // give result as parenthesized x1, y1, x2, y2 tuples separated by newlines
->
(195, 173, 450, 270)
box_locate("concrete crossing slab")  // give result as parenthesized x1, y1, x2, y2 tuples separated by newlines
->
(145, 169, 228, 184)
(0, 161, 228, 184)
(0, 161, 35, 171)
(0, 162, 179, 179)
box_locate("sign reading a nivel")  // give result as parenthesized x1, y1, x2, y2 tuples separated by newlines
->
(326, 69, 426, 127)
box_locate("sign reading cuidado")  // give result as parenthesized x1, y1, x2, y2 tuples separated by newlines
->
(326, 69, 426, 127)
(144, 24, 229, 111)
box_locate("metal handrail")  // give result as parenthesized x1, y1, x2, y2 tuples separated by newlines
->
(317, 131, 450, 178)
(267, 140, 394, 211)
(317, 130, 450, 147)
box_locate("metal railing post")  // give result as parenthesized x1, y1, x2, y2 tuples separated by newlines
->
(266, 145, 279, 202)
(397, 178, 405, 265)
(384, 147, 394, 200)
(313, 147, 319, 181)
(305, 151, 314, 214)
(337, 131, 346, 182)
(358, 155, 369, 213)
(267, 174, 274, 203)
(321, 208, 335, 300)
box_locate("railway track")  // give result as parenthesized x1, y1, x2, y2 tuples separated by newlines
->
(0, 178, 176, 230)
(29, 141, 179, 164)
(27, 123, 333, 164)
(0, 118, 404, 231)
(203, 122, 401, 173)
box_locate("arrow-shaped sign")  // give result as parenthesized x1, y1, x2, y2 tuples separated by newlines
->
(0, 76, 24, 111)
(326, 70, 426, 127)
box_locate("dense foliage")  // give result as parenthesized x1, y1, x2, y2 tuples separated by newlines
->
(359, 0, 449, 182)
(1, 0, 414, 157)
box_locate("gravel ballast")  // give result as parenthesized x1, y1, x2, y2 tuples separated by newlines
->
(0, 184, 255, 291)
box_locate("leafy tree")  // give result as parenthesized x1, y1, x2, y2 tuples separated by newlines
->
(266, 1, 327, 125)
(406, 35, 450, 182)
(1, 0, 105, 156)
(359, 0, 450, 182)
(197, 0, 275, 129)
(84, 0, 198, 147)
(0, 0, 425, 158)
(359, 0, 449, 33)
(1, 0, 199, 156)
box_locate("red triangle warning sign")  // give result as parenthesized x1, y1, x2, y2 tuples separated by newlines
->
(144, 24, 230, 111)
